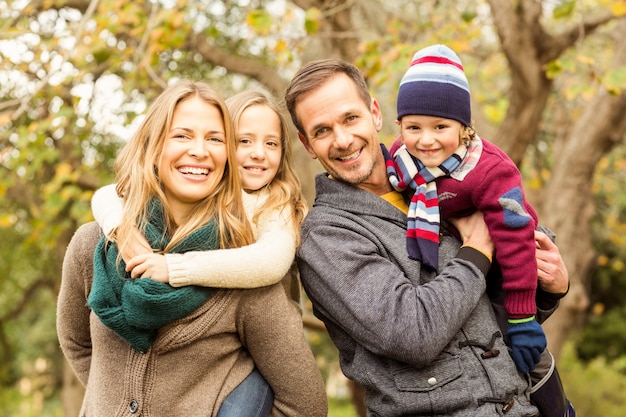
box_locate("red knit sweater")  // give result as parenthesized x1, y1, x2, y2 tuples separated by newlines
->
(438, 138, 538, 317)
(391, 137, 539, 317)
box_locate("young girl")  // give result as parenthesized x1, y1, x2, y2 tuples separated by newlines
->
(91, 91, 306, 305)
(57, 81, 327, 417)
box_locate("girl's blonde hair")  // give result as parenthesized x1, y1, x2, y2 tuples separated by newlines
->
(114, 80, 253, 253)
(226, 90, 308, 244)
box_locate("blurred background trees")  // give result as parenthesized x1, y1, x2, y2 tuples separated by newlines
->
(1, 0, 626, 415)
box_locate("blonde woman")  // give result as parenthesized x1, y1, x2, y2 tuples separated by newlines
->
(57, 81, 327, 417)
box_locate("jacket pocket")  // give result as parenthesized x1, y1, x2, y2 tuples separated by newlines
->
(393, 355, 463, 391)
(392, 356, 472, 415)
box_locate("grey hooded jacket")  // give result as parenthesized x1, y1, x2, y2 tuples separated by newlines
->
(298, 173, 542, 417)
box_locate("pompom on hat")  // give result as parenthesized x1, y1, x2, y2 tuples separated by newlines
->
(397, 44, 471, 127)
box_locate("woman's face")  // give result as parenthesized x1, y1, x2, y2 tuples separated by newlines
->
(235, 104, 283, 191)
(158, 96, 228, 218)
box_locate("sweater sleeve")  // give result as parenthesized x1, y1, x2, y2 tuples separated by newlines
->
(91, 183, 123, 236)
(298, 224, 487, 369)
(93, 184, 298, 290)
(167, 206, 297, 289)
(56, 222, 102, 386)
(237, 284, 328, 417)
(471, 156, 539, 318)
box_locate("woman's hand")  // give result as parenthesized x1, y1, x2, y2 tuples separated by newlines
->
(535, 230, 569, 295)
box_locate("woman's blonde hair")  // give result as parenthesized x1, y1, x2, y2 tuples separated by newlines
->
(114, 80, 253, 253)
(226, 90, 308, 243)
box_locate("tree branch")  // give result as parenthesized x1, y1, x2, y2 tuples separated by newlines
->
(186, 34, 288, 96)
(0, 277, 56, 322)
(4, 0, 100, 127)
(540, 11, 619, 63)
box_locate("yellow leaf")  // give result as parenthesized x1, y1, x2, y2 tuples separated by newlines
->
(592, 302, 604, 315)
(56, 162, 73, 178)
(274, 39, 287, 53)
(611, 1, 626, 16)
(0, 214, 16, 227)
(0, 112, 12, 127)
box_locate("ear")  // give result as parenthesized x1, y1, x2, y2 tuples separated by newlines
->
(370, 98, 383, 132)
(297, 131, 317, 160)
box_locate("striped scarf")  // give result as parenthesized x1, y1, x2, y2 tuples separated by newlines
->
(382, 143, 467, 271)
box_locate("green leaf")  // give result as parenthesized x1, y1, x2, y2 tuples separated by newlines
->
(603, 67, 626, 94)
(304, 8, 321, 35)
(545, 60, 563, 79)
(246, 9, 273, 35)
(461, 11, 477, 22)
(553, 1, 576, 19)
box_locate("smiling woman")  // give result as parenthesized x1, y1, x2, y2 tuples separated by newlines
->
(157, 96, 228, 224)
(56, 80, 327, 417)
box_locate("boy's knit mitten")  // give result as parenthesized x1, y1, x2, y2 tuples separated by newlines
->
(507, 316, 546, 374)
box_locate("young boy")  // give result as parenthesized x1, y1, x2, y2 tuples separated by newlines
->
(384, 44, 575, 417)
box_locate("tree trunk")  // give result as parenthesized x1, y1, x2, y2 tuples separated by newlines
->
(541, 19, 626, 358)
(487, 1, 626, 360)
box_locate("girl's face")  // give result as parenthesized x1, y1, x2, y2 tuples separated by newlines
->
(158, 96, 228, 218)
(397, 115, 463, 168)
(235, 104, 282, 191)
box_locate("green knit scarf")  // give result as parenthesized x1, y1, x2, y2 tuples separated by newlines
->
(88, 199, 220, 352)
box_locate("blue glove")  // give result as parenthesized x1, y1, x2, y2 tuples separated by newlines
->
(506, 316, 546, 374)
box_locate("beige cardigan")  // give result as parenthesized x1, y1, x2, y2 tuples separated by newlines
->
(56, 222, 327, 417)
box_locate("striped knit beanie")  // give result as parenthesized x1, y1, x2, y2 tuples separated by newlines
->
(397, 44, 471, 127)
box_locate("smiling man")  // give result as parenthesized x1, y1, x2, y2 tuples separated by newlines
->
(285, 59, 569, 416)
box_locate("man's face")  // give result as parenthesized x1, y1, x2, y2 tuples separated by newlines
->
(295, 74, 390, 195)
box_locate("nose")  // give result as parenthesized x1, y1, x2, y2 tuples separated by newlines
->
(188, 137, 208, 158)
(250, 143, 266, 160)
(334, 126, 353, 149)
(420, 130, 436, 146)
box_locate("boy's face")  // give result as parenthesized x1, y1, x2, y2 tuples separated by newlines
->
(397, 115, 463, 168)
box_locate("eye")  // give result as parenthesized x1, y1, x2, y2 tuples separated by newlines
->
(207, 135, 225, 143)
(172, 133, 191, 141)
(313, 127, 330, 138)
(238, 137, 252, 145)
(266, 139, 280, 148)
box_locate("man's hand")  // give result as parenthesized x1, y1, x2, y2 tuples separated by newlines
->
(449, 211, 494, 258)
(535, 231, 569, 295)
(126, 253, 170, 282)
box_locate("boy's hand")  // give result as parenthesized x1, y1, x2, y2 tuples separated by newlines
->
(506, 316, 546, 374)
